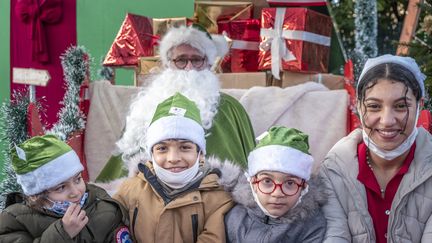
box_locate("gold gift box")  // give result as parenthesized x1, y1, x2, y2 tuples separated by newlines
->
(135, 56, 162, 86)
(195, 1, 253, 33)
(274, 71, 345, 90)
(217, 72, 269, 89)
(153, 17, 190, 38)
(137, 56, 161, 75)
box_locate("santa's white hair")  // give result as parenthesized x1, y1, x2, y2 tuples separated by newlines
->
(116, 69, 221, 176)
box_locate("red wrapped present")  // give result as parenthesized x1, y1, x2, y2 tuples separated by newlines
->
(218, 19, 261, 72)
(103, 13, 157, 66)
(258, 8, 332, 79)
(195, 1, 253, 34)
(267, 0, 327, 7)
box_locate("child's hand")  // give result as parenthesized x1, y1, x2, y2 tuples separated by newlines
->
(61, 203, 88, 238)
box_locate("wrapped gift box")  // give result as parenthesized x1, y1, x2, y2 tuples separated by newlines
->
(258, 8, 332, 78)
(195, 1, 253, 33)
(135, 56, 162, 86)
(217, 72, 269, 89)
(218, 19, 261, 72)
(273, 71, 345, 90)
(152, 17, 193, 54)
(104, 13, 156, 66)
(137, 56, 161, 75)
(153, 18, 189, 38)
(267, 0, 327, 7)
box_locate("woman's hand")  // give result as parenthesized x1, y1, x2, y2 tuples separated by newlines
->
(62, 203, 88, 238)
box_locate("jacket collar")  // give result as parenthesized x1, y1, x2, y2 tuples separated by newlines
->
(325, 128, 432, 182)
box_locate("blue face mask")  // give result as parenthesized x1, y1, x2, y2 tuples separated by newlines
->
(45, 192, 88, 215)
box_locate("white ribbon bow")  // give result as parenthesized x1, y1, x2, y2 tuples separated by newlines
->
(260, 8, 331, 79)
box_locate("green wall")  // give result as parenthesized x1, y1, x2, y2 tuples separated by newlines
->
(77, 0, 194, 86)
(0, 0, 193, 181)
(0, 1, 10, 181)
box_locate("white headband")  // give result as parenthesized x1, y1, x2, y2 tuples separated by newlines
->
(357, 54, 426, 97)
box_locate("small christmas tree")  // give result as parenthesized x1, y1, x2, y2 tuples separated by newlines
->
(0, 89, 37, 209)
(48, 46, 89, 141)
(353, 0, 378, 79)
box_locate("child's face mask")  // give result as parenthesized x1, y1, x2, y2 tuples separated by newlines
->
(45, 192, 88, 215)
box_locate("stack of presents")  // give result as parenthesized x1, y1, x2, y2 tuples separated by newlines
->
(102, 0, 347, 90)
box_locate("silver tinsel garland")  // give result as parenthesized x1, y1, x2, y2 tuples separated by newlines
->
(0, 89, 33, 210)
(353, 0, 378, 79)
(48, 45, 89, 141)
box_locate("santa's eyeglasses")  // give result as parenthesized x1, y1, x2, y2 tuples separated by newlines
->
(170, 56, 206, 69)
(252, 177, 305, 196)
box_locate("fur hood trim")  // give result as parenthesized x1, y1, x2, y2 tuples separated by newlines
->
(205, 156, 243, 192)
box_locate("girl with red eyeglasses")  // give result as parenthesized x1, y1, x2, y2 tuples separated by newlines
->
(224, 126, 327, 243)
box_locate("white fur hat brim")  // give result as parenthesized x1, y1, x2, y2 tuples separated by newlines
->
(146, 116, 206, 155)
(247, 145, 314, 180)
(16, 150, 84, 195)
(159, 26, 228, 66)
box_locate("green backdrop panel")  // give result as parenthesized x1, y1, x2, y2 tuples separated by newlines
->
(77, 0, 194, 86)
(0, 0, 11, 182)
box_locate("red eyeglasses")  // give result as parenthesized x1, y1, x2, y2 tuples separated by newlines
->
(252, 177, 305, 196)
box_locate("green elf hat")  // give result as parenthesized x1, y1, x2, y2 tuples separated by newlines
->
(247, 126, 314, 180)
(146, 92, 206, 155)
(11, 134, 83, 196)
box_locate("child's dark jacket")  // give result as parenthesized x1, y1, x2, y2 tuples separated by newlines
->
(223, 166, 328, 243)
(0, 184, 130, 243)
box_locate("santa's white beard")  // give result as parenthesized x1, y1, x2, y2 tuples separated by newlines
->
(116, 69, 221, 176)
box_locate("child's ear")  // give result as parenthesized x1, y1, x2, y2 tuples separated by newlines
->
(199, 153, 205, 162)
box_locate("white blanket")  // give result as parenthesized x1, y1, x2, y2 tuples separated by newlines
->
(85, 81, 348, 180)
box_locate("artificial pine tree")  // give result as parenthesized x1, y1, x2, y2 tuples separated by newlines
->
(353, 0, 378, 79)
(48, 46, 89, 141)
(0, 89, 36, 210)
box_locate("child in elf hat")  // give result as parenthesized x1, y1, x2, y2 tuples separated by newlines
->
(114, 92, 234, 243)
(225, 126, 327, 243)
(0, 135, 131, 243)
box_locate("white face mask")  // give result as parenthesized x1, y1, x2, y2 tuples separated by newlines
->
(361, 105, 419, 161)
(152, 151, 201, 189)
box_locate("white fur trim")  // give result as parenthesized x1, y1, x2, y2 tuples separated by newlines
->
(146, 116, 206, 155)
(16, 150, 84, 195)
(159, 26, 228, 66)
(247, 145, 313, 180)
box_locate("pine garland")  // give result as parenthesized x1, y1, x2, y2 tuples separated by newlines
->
(0, 89, 34, 210)
(98, 58, 115, 81)
(353, 0, 378, 79)
(48, 46, 89, 141)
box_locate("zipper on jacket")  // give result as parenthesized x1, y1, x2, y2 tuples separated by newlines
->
(191, 214, 198, 243)
(132, 207, 138, 238)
